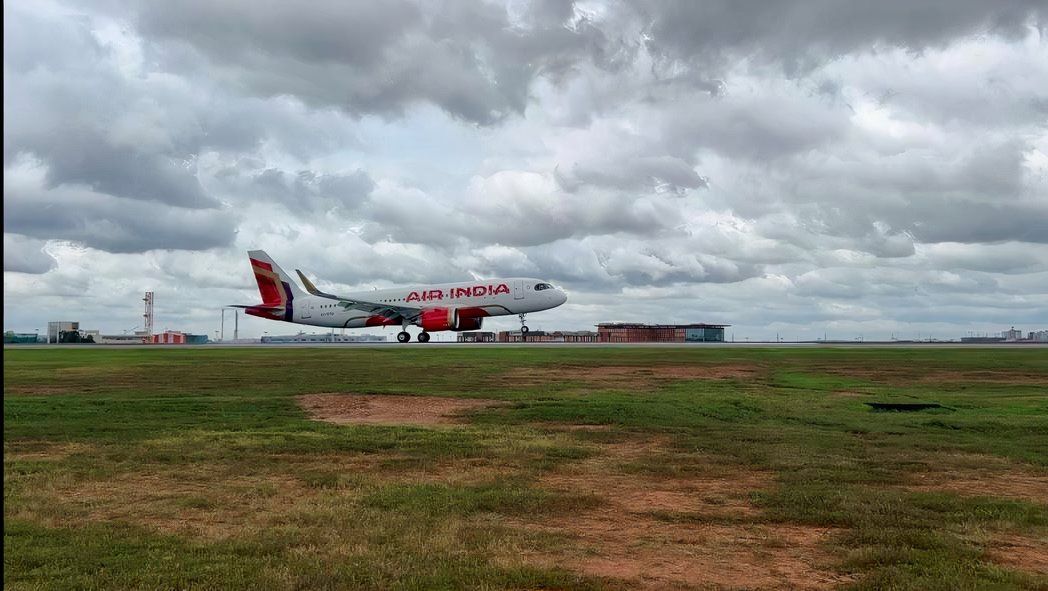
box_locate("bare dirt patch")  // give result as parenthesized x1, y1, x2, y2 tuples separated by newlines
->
(298, 393, 503, 426)
(905, 454, 1048, 504)
(511, 437, 848, 589)
(501, 364, 760, 390)
(987, 533, 1048, 574)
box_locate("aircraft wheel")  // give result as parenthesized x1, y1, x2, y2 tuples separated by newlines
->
(418, 332, 431, 343)
(520, 325, 530, 334)
(397, 331, 410, 343)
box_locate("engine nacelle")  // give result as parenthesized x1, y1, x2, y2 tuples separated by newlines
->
(418, 308, 485, 332)
(419, 307, 458, 332)
(454, 316, 483, 331)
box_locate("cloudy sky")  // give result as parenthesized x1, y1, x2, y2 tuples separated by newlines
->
(4, 0, 1047, 341)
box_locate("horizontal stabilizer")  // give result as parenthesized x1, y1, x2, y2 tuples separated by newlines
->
(227, 304, 284, 311)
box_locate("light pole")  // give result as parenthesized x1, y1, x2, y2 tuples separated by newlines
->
(220, 307, 240, 342)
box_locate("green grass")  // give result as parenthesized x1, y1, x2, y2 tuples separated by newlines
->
(4, 346, 1047, 590)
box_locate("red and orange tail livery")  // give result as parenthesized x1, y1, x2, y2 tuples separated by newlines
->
(231, 250, 303, 322)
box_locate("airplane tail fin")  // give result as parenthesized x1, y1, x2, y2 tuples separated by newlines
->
(247, 250, 305, 306)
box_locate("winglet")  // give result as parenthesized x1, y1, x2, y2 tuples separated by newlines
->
(295, 269, 321, 295)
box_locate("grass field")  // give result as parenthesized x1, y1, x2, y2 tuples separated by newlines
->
(4, 346, 1047, 590)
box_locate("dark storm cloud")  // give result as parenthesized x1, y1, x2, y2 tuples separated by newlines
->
(29, 129, 215, 209)
(4, 181, 236, 254)
(3, 234, 57, 274)
(4, 5, 219, 209)
(775, 138, 1048, 246)
(635, 0, 1046, 71)
(128, 0, 608, 126)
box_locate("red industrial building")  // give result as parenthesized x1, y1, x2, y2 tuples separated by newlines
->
(496, 330, 599, 343)
(151, 330, 187, 344)
(149, 331, 209, 344)
(596, 323, 728, 343)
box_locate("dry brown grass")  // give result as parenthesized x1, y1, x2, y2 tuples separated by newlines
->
(909, 472, 1048, 504)
(11, 467, 312, 540)
(508, 437, 849, 590)
(499, 364, 760, 390)
(905, 454, 1048, 504)
(4, 441, 96, 461)
(821, 366, 1048, 386)
(14, 451, 527, 541)
(297, 392, 504, 426)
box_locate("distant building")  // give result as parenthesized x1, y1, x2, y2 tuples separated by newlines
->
(596, 323, 728, 343)
(152, 331, 188, 344)
(147, 331, 209, 344)
(458, 331, 496, 343)
(1003, 327, 1023, 341)
(1029, 330, 1048, 343)
(497, 330, 599, 343)
(97, 334, 148, 345)
(3, 332, 42, 344)
(47, 321, 78, 344)
(261, 332, 386, 343)
(498, 331, 599, 343)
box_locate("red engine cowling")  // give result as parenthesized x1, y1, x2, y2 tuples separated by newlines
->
(418, 308, 485, 331)
(419, 307, 458, 331)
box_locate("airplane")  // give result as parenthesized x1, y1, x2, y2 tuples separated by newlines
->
(232, 250, 568, 343)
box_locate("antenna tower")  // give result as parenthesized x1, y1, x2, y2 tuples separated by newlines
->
(143, 291, 154, 340)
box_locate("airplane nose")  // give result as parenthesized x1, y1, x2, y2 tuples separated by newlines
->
(557, 289, 568, 305)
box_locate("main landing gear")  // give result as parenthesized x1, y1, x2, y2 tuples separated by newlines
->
(396, 331, 430, 343)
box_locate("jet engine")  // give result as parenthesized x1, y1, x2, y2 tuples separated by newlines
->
(418, 308, 484, 331)
(419, 307, 458, 331)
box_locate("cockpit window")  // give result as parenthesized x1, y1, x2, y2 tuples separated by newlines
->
(534, 283, 553, 291)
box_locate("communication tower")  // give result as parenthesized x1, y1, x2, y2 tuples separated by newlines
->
(143, 291, 154, 340)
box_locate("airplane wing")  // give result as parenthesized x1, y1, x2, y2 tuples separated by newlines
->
(295, 270, 420, 322)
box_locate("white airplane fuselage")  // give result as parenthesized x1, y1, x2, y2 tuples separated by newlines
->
(290, 278, 567, 329)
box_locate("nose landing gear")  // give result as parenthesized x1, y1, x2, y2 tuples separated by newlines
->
(519, 314, 529, 340)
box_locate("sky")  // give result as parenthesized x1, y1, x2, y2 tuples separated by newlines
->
(4, 0, 1048, 341)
